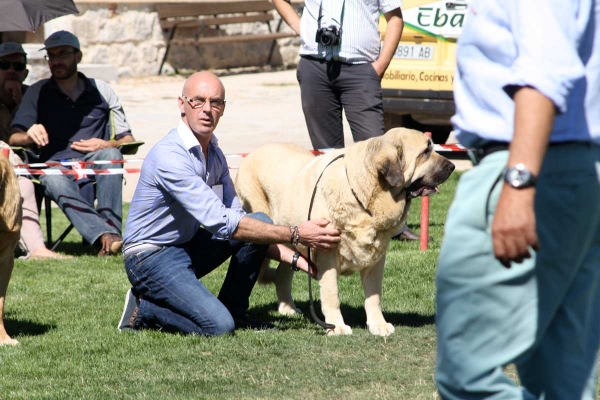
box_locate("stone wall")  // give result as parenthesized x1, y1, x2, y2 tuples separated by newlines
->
(36, 1, 302, 78)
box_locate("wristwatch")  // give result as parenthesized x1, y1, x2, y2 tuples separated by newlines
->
(291, 251, 301, 272)
(504, 163, 537, 189)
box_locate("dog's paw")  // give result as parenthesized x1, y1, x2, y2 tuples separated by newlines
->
(326, 324, 353, 336)
(0, 337, 19, 346)
(368, 322, 395, 337)
(278, 303, 300, 315)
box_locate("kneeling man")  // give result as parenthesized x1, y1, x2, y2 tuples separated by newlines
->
(119, 72, 340, 335)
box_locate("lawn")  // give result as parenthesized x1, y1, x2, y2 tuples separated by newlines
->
(0, 174, 458, 400)
(0, 171, 522, 399)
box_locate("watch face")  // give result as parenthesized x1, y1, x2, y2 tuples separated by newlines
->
(505, 164, 535, 188)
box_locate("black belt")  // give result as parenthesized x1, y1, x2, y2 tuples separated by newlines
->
(471, 141, 509, 163)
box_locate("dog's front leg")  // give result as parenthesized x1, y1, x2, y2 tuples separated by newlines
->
(275, 262, 299, 315)
(361, 257, 395, 336)
(318, 253, 352, 335)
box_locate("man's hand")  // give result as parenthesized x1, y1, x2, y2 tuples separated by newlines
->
(371, 60, 387, 80)
(71, 138, 113, 153)
(4, 80, 23, 105)
(491, 186, 538, 268)
(298, 218, 341, 250)
(26, 124, 49, 147)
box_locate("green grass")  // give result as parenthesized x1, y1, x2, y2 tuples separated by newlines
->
(0, 172, 486, 398)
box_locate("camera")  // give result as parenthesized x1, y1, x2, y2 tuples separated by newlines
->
(315, 25, 341, 46)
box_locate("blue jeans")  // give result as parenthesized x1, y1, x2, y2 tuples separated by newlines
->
(39, 148, 123, 244)
(124, 212, 272, 336)
(435, 144, 600, 399)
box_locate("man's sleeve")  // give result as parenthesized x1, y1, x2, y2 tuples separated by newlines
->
(154, 148, 245, 240)
(94, 79, 133, 140)
(10, 81, 42, 132)
(503, 0, 587, 113)
(379, 0, 402, 14)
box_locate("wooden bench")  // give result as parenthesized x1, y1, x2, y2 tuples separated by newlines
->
(156, 0, 298, 74)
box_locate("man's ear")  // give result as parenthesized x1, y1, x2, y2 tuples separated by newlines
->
(23, 69, 29, 81)
(376, 143, 404, 187)
(75, 50, 82, 64)
(178, 97, 185, 116)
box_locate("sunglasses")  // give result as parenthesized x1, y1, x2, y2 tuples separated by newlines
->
(0, 61, 26, 71)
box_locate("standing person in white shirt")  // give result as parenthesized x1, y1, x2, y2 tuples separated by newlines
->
(272, 0, 421, 241)
(435, 0, 600, 398)
(273, 0, 403, 149)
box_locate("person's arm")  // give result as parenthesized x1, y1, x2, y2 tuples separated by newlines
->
(70, 132, 133, 153)
(71, 80, 135, 153)
(272, 0, 301, 35)
(9, 81, 42, 147)
(267, 244, 317, 277)
(372, 8, 404, 79)
(232, 216, 341, 250)
(491, 0, 582, 267)
(491, 87, 555, 267)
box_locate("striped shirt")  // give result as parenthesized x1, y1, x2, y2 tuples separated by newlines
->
(299, 0, 402, 64)
(452, 0, 600, 147)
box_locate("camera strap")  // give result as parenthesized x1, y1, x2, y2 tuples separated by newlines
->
(317, 0, 346, 33)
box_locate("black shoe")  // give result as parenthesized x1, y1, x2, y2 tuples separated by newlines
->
(233, 313, 277, 331)
(392, 229, 434, 243)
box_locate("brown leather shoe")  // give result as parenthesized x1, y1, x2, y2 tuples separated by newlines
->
(98, 233, 123, 256)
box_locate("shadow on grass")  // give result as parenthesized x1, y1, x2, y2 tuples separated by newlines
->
(47, 241, 98, 257)
(5, 317, 55, 337)
(250, 301, 434, 330)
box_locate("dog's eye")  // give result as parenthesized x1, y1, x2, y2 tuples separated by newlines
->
(421, 147, 431, 157)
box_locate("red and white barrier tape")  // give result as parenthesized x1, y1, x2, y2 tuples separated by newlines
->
(11, 144, 468, 175)
(14, 168, 141, 176)
(14, 158, 144, 168)
(434, 144, 468, 152)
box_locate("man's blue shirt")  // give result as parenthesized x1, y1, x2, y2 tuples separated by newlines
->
(452, 0, 600, 147)
(124, 121, 245, 246)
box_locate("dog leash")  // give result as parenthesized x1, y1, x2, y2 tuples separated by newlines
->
(303, 154, 346, 331)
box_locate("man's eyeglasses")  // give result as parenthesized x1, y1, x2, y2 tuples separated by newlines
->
(0, 61, 26, 71)
(44, 50, 77, 61)
(182, 95, 225, 110)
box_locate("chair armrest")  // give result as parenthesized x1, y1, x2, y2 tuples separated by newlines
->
(118, 141, 145, 155)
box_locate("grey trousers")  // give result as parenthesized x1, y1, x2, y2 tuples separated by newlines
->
(297, 56, 384, 149)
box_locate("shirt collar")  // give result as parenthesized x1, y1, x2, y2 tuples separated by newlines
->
(176, 120, 219, 150)
(47, 72, 93, 94)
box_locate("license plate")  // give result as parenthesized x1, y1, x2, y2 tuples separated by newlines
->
(393, 44, 435, 60)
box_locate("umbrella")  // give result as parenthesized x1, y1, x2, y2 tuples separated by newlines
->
(0, 0, 79, 32)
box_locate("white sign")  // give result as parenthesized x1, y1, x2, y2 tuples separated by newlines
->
(403, 0, 470, 39)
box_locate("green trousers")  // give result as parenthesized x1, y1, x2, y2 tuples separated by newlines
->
(436, 143, 600, 399)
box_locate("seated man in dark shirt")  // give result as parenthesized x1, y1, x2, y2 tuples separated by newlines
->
(9, 31, 135, 256)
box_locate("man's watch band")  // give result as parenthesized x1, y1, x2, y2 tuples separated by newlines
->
(504, 163, 537, 189)
(291, 251, 301, 271)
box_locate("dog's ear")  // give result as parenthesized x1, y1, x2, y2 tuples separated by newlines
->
(376, 143, 405, 188)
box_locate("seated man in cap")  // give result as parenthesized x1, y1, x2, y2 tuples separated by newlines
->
(0, 42, 61, 259)
(9, 31, 136, 256)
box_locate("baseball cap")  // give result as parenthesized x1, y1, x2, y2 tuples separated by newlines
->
(0, 42, 26, 58)
(40, 31, 80, 51)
